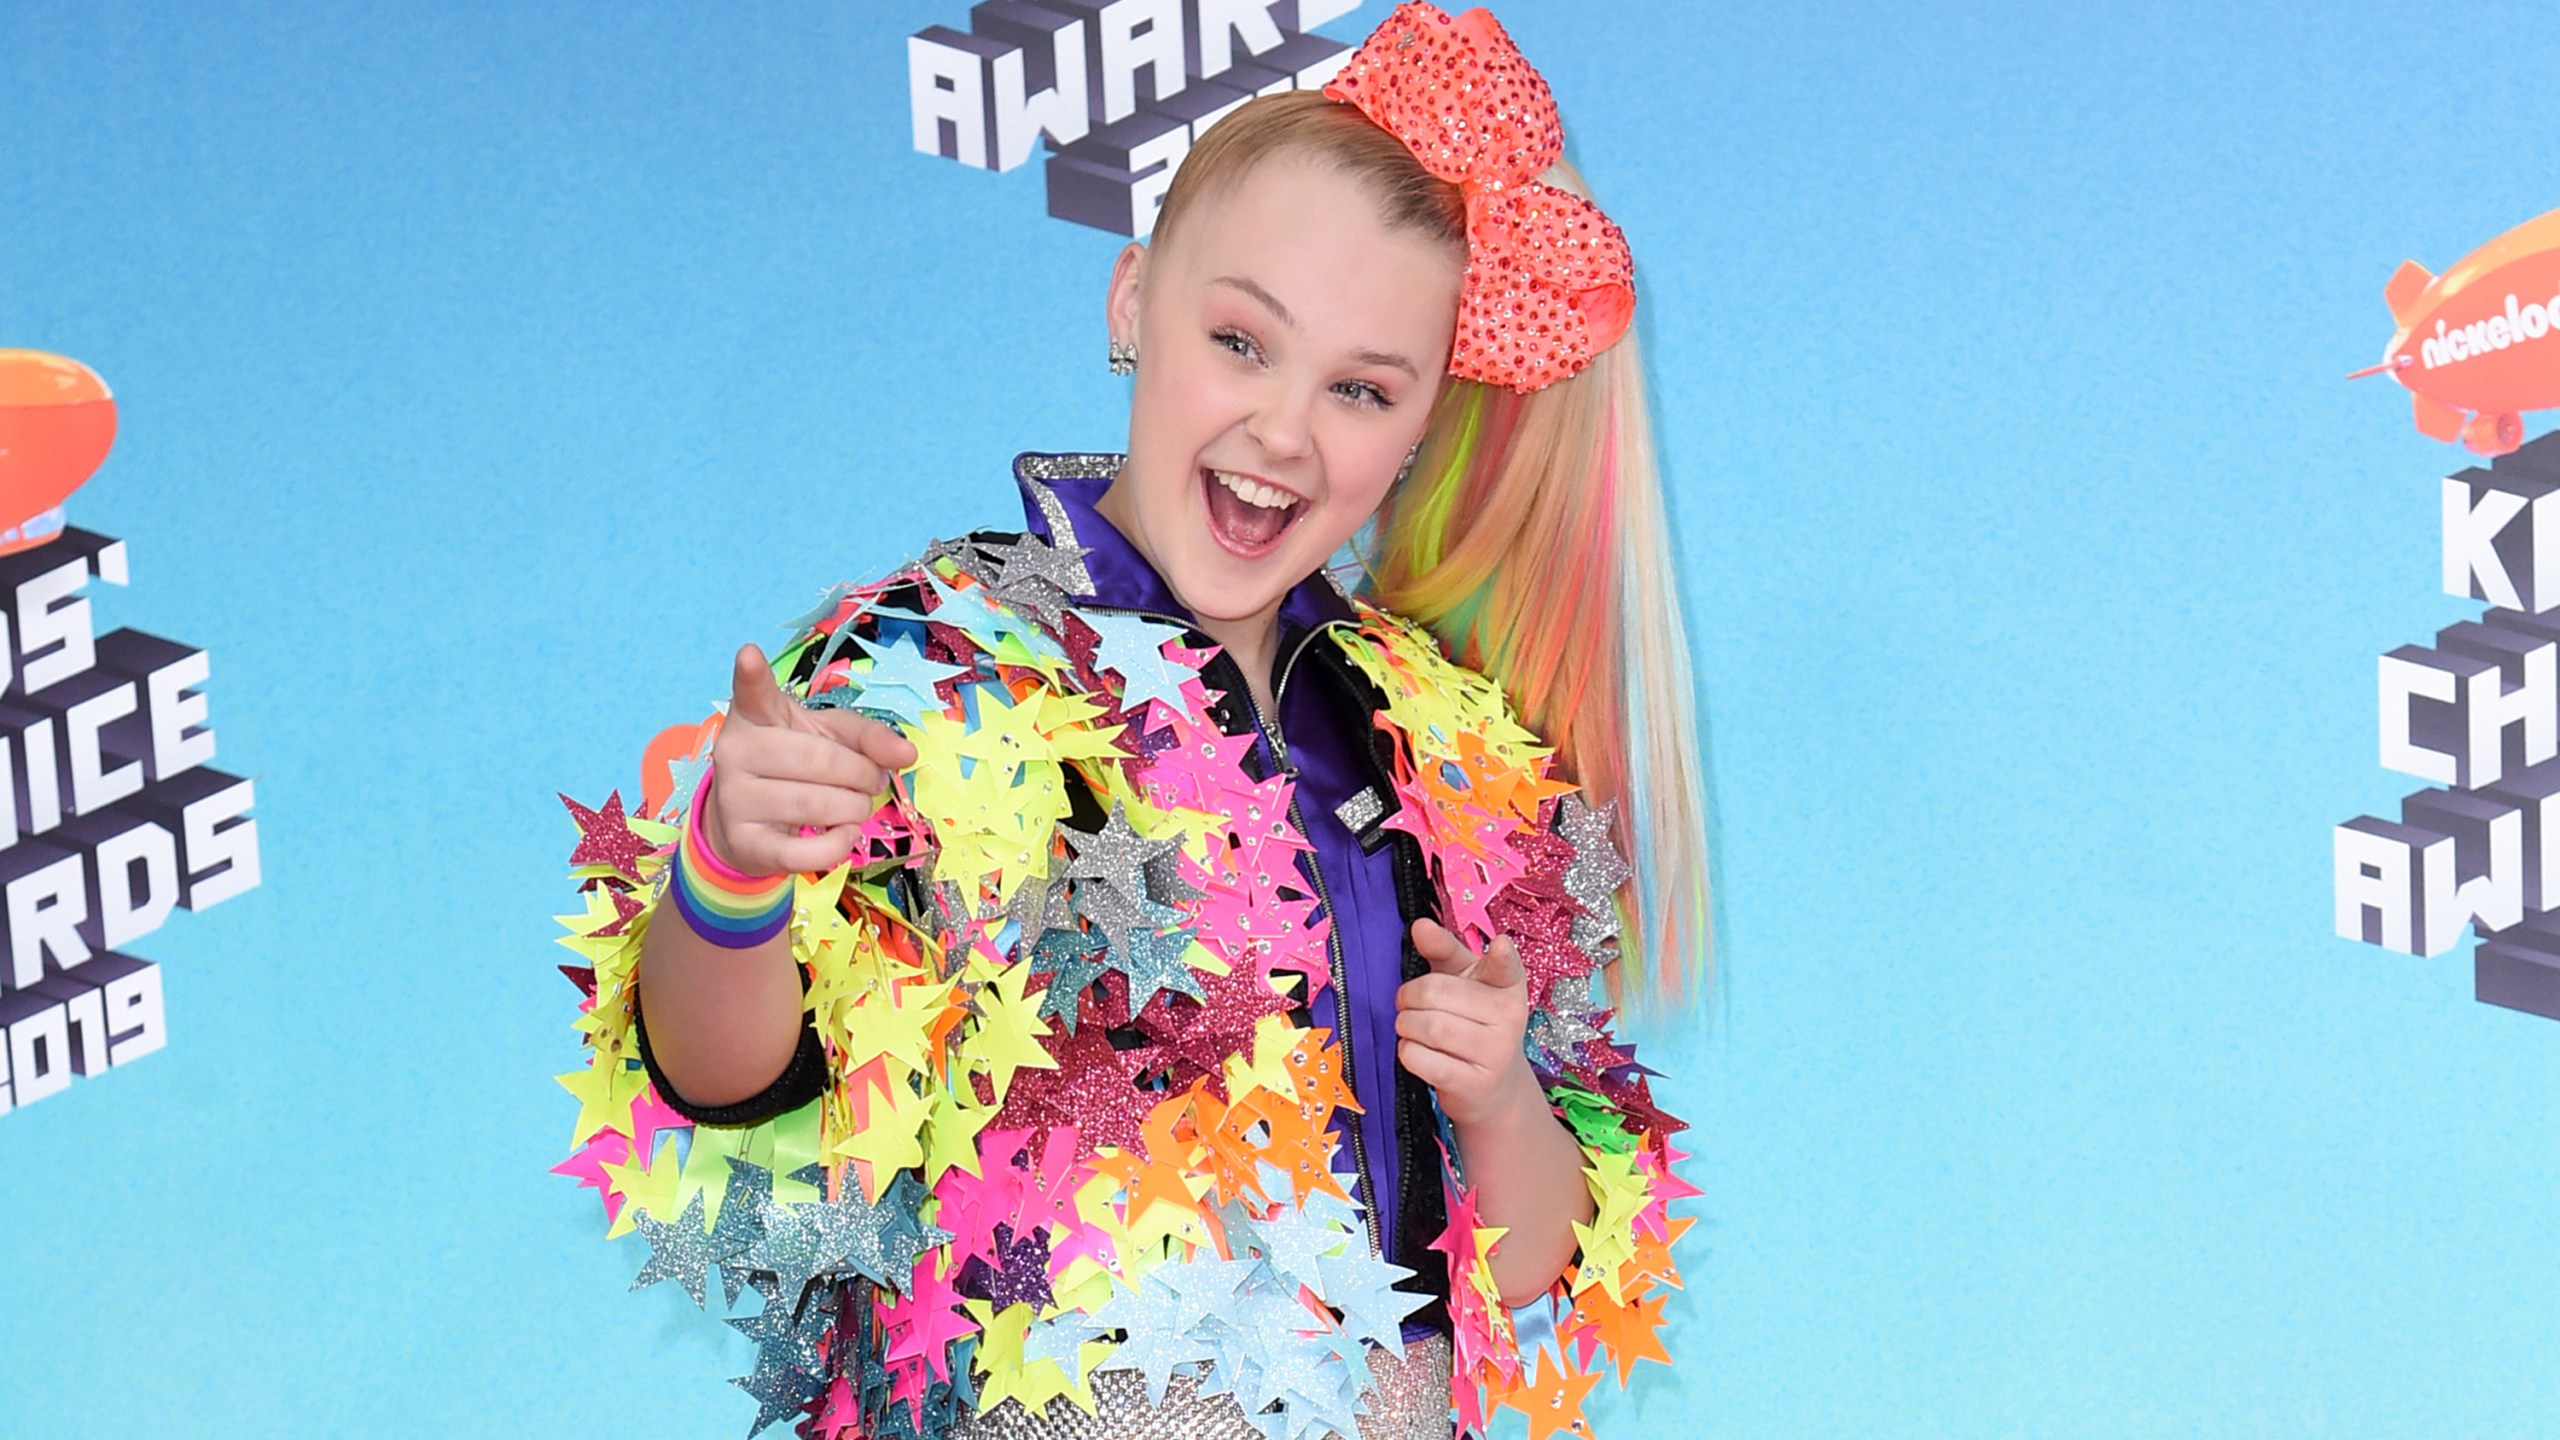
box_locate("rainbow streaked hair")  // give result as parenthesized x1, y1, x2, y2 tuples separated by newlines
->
(1362, 316, 1714, 1019)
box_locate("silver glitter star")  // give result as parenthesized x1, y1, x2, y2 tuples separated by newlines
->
(1558, 794, 1634, 957)
(628, 1190, 727, 1308)
(1064, 803, 1183, 912)
(974, 532, 1094, 625)
(1000, 859, 1069, 941)
(918, 533, 980, 572)
(1530, 1002, 1606, 1058)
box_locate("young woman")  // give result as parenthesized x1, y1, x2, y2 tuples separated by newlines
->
(552, 7, 1709, 1437)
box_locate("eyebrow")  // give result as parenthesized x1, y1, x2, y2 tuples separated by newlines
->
(1351, 347, 1421, 381)
(1210, 274, 1422, 381)
(1211, 274, 1296, 328)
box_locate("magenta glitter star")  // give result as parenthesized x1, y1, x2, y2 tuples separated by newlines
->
(1489, 819, 1587, 1008)
(993, 1018, 1151, 1157)
(594, 885, 647, 938)
(1129, 960, 1293, 1090)
(1570, 1063, 1686, 1141)
(560, 790, 653, 881)
(921, 620, 981, 670)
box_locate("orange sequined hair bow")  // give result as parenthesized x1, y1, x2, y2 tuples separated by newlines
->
(1323, 2, 1635, 393)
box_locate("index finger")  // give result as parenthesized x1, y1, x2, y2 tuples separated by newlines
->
(729, 644, 796, 729)
(808, 708, 919, 770)
(1473, 934, 1524, 991)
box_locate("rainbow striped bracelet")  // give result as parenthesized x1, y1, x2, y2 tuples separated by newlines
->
(666, 765, 792, 948)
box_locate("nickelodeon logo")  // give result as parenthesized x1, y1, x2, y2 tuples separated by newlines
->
(2418, 289, 2560, 371)
(907, 0, 1364, 236)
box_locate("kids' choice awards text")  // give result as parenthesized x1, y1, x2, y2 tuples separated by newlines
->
(0, 530, 259, 1113)
(2338, 431, 2560, 1019)
(908, 0, 1364, 237)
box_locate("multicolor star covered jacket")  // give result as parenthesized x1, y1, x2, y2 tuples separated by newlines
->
(551, 455, 1695, 1440)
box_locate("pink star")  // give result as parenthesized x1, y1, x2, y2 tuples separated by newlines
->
(550, 1129, 635, 1222)
(1014, 1125, 1087, 1238)
(933, 1149, 1022, 1268)
(882, 1255, 978, 1380)
(815, 1374, 861, 1439)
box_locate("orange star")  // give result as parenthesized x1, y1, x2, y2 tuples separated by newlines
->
(1122, 1092, 1209, 1227)
(1280, 1035, 1358, 1116)
(1201, 1094, 1274, 1205)
(1626, 1212, 1695, 1291)
(1569, 1285, 1673, 1385)
(1251, 1095, 1349, 1203)
(1493, 1349, 1603, 1440)
(1451, 732, 1569, 821)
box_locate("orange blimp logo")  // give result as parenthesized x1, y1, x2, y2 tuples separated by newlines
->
(2357, 207, 2560, 456)
(0, 350, 116, 555)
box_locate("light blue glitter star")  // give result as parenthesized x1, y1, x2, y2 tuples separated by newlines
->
(1316, 1248, 1428, 1355)
(827, 633, 972, 727)
(1019, 1305, 1111, 1376)
(1155, 1252, 1261, 1335)
(1090, 1277, 1222, 1404)
(663, 742, 715, 825)
(1239, 1201, 1356, 1290)
(910, 569, 1063, 659)
(779, 581, 857, 637)
(1081, 610, 1199, 714)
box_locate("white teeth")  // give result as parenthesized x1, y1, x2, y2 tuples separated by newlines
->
(1211, 470, 1297, 510)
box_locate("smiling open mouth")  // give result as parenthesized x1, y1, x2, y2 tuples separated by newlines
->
(1201, 467, 1305, 555)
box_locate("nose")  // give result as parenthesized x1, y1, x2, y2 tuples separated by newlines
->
(1244, 378, 1318, 464)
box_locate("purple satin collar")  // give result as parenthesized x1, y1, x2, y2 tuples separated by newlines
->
(1013, 457, 1359, 634)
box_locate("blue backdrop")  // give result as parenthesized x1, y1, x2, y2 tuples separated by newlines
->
(4, 2, 2555, 1435)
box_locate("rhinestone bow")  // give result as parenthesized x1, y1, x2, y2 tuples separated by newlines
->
(1325, 2, 1636, 393)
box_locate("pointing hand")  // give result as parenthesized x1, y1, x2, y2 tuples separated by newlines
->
(697, 644, 918, 878)
(1394, 917, 1539, 1129)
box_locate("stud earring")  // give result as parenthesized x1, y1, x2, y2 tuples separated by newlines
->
(1107, 338, 1138, 376)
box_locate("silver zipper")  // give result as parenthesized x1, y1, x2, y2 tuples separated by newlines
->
(1247, 623, 1385, 1260)
(1104, 611, 1384, 1257)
